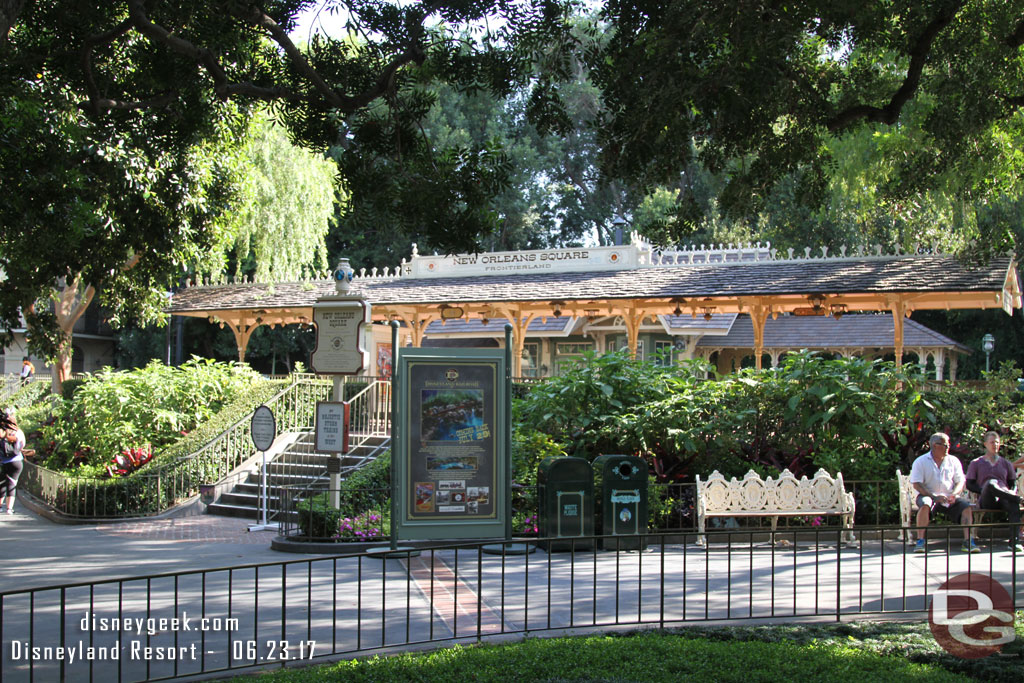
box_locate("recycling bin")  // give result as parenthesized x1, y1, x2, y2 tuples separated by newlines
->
(592, 454, 648, 550)
(537, 456, 594, 551)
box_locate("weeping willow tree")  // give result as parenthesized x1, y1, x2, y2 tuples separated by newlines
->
(195, 112, 338, 284)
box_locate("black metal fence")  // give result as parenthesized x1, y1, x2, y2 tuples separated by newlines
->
(2, 524, 1020, 682)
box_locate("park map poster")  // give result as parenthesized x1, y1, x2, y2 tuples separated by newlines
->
(405, 361, 497, 521)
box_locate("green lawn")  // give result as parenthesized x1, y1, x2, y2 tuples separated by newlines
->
(228, 618, 1024, 682)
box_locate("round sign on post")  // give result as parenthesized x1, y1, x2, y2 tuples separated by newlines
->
(250, 406, 276, 452)
(248, 405, 278, 532)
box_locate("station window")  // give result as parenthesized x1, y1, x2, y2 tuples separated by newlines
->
(654, 340, 674, 366)
(521, 342, 540, 377)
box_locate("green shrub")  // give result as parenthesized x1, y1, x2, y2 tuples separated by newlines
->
(60, 377, 87, 400)
(338, 450, 390, 519)
(296, 492, 344, 538)
(40, 358, 266, 471)
(25, 379, 288, 517)
(4, 379, 49, 413)
(516, 350, 925, 488)
(509, 428, 565, 532)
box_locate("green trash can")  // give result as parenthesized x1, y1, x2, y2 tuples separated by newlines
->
(592, 454, 648, 550)
(537, 456, 594, 551)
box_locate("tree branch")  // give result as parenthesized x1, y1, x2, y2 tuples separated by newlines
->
(70, 0, 446, 120)
(80, 92, 180, 113)
(826, 2, 963, 132)
(233, 4, 346, 108)
(81, 18, 133, 116)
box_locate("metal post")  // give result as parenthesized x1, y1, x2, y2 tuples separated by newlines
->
(330, 375, 343, 509)
(259, 449, 268, 526)
(505, 323, 513, 541)
(390, 320, 400, 551)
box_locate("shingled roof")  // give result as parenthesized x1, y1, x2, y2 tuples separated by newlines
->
(167, 254, 1019, 313)
(695, 313, 970, 351)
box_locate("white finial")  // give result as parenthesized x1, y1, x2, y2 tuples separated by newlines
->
(894, 244, 902, 255)
(932, 241, 940, 254)
(787, 247, 795, 259)
(371, 267, 378, 277)
(728, 243, 734, 250)
(856, 245, 864, 256)
(770, 248, 778, 259)
(911, 242, 920, 254)
(820, 246, 829, 258)
(874, 244, 882, 255)
(804, 247, 812, 259)
(384, 267, 391, 277)
(840, 245, 847, 257)
(411, 243, 419, 257)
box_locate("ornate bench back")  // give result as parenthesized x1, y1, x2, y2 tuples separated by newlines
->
(697, 468, 854, 515)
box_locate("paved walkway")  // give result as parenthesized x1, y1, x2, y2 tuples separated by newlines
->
(0, 501, 288, 591)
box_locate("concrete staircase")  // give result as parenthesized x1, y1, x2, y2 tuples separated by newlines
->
(206, 431, 390, 520)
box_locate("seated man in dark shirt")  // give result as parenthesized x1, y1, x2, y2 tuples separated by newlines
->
(966, 431, 1023, 552)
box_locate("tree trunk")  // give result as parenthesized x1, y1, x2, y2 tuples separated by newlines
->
(49, 277, 95, 396)
(51, 344, 73, 396)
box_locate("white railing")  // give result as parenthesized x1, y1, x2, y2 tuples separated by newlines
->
(345, 378, 392, 449)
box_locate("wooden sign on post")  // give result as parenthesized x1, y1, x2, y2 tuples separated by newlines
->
(315, 401, 350, 454)
(310, 299, 371, 375)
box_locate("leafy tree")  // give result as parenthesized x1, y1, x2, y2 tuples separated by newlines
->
(585, 0, 1024, 240)
(0, 71, 245, 389)
(197, 113, 337, 283)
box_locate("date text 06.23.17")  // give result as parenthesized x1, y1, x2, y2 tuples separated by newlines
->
(232, 640, 316, 661)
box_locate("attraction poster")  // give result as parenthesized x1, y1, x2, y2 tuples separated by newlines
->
(405, 361, 497, 520)
(376, 342, 393, 379)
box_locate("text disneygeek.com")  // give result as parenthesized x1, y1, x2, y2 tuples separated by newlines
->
(7, 611, 313, 663)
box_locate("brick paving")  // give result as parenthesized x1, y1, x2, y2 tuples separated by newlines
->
(92, 515, 278, 544)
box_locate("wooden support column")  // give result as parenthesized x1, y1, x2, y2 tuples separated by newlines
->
(391, 309, 432, 348)
(622, 305, 645, 360)
(749, 300, 768, 370)
(496, 307, 535, 376)
(889, 297, 906, 369)
(407, 311, 432, 348)
(227, 318, 260, 362)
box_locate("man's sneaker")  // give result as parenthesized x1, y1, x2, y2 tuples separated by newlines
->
(913, 539, 926, 553)
(961, 539, 981, 553)
(1011, 543, 1024, 553)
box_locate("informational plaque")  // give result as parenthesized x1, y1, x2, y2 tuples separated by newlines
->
(310, 298, 371, 375)
(250, 405, 276, 452)
(315, 401, 350, 453)
(394, 349, 507, 540)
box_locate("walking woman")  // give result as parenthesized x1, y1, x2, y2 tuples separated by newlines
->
(0, 414, 25, 514)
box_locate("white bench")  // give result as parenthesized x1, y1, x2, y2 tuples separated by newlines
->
(695, 469, 856, 545)
(897, 467, 1024, 539)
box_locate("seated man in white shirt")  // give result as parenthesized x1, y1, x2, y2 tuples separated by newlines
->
(909, 432, 978, 553)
